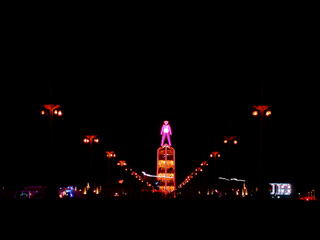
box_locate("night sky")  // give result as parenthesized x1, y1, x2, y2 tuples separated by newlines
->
(1, 17, 317, 193)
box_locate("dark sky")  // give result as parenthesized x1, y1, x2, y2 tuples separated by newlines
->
(1, 16, 318, 193)
(3, 69, 318, 194)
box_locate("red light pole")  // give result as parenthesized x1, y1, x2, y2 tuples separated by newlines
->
(223, 136, 237, 181)
(210, 151, 221, 194)
(105, 151, 116, 198)
(41, 104, 62, 187)
(252, 105, 271, 190)
(83, 135, 99, 185)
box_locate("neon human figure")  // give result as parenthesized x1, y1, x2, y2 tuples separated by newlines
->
(160, 120, 172, 146)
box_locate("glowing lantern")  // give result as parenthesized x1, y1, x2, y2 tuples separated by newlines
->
(265, 110, 271, 116)
(224, 139, 228, 144)
(252, 110, 258, 116)
(233, 140, 238, 145)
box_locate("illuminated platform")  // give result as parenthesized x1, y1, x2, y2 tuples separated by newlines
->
(156, 144, 176, 197)
(156, 121, 176, 197)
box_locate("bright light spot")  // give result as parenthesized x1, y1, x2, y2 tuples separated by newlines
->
(266, 110, 271, 116)
(252, 110, 258, 116)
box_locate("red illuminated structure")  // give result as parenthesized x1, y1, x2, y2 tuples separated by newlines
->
(41, 104, 63, 186)
(157, 121, 176, 197)
(83, 135, 99, 183)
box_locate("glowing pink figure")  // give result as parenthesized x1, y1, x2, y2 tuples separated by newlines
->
(160, 120, 172, 146)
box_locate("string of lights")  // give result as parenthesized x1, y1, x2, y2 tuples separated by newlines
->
(178, 161, 208, 189)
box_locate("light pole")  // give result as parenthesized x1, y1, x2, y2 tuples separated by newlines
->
(117, 160, 127, 180)
(252, 105, 271, 190)
(41, 104, 62, 188)
(83, 135, 99, 186)
(105, 151, 116, 198)
(210, 151, 221, 194)
(117, 160, 127, 196)
(223, 136, 237, 181)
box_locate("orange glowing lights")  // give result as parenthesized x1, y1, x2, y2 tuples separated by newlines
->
(224, 136, 237, 144)
(210, 152, 220, 158)
(266, 110, 271, 116)
(253, 105, 271, 117)
(117, 160, 127, 166)
(106, 151, 116, 158)
(53, 109, 62, 116)
(84, 135, 98, 144)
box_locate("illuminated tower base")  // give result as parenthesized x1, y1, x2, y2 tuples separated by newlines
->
(156, 143, 176, 198)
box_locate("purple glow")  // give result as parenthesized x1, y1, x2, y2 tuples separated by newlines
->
(160, 120, 172, 146)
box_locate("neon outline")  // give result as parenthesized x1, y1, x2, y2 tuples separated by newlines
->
(160, 120, 172, 146)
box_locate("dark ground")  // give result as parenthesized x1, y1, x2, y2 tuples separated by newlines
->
(1, 199, 319, 239)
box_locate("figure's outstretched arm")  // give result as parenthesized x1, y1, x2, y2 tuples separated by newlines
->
(160, 125, 164, 135)
(169, 125, 172, 135)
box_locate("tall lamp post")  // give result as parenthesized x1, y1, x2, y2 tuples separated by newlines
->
(105, 151, 116, 198)
(83, 135, 99, 186)
(41, 104, 62, 188)
(223, 136, 237, 181)
(117, 160, 127, 180)
(210, 151, 221, 194)
(252, 105, 271, 189)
